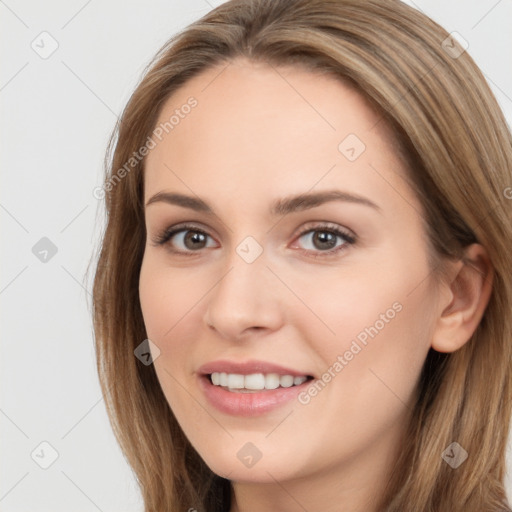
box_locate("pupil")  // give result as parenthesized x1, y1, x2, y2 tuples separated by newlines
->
(313, 231, 336, 250)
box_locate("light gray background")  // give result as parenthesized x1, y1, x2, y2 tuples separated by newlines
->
(1, 0, 511, 510)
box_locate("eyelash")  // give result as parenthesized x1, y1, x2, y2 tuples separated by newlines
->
(151, 222, 357, 259)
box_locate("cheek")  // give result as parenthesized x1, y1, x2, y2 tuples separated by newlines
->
(138, 256, 208, 422)
(288, 246, 436, 410)
(287, 256, 433, 356)
(139, 254, 205, 342)
(138, 255, 203, 395)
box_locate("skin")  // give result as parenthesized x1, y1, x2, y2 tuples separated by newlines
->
(138, 58, 492, 512)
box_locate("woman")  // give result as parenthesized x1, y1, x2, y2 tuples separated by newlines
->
(92, 0, 512, 510)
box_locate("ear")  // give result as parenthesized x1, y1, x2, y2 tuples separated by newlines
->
(431, 244, 493, 353)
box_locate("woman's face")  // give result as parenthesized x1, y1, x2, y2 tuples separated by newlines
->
(139, 58, 444, 491)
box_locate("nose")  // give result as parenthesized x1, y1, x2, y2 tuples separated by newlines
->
(203, 250, 284, 342)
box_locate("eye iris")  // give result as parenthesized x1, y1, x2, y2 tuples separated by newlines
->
(313, 231, 337, 250)
(184, 231, 207, 250)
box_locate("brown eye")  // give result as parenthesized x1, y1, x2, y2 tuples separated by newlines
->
(153, 225, 217, 253)
(297, 224, 356, 258)
(310, 231, 338, 251)
(295, 225, 355, 255)
(182, 231, 208, 250)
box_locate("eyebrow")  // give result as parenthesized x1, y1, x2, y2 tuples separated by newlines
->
(145, 189, 381, 215)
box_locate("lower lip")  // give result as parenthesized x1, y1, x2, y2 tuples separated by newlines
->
(199, 375, 311, 416)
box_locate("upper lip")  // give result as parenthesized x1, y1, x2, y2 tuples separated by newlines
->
(198, 359, 312, 377)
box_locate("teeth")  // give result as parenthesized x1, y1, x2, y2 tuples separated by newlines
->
(210, 372, 309, 391)
(227, 374, 245, 389)
(265, 373, 280, 390)
(280, 375, 294, 388)
(245, 373, 266, 390)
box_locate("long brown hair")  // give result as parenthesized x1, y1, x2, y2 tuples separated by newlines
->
(91, 0, 512, 510)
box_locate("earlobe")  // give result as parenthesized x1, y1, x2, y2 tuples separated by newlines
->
(431, 244, 493, 354)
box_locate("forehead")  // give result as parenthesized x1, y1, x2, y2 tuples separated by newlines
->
(143, 58, 413, 214)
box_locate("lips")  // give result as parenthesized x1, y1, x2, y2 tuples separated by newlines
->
(197, 359, 314, 416)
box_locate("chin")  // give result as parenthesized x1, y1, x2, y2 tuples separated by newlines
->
(196, 443, 308, 484)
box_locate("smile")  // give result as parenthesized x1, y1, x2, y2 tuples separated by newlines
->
(197, 359, 314, 415)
